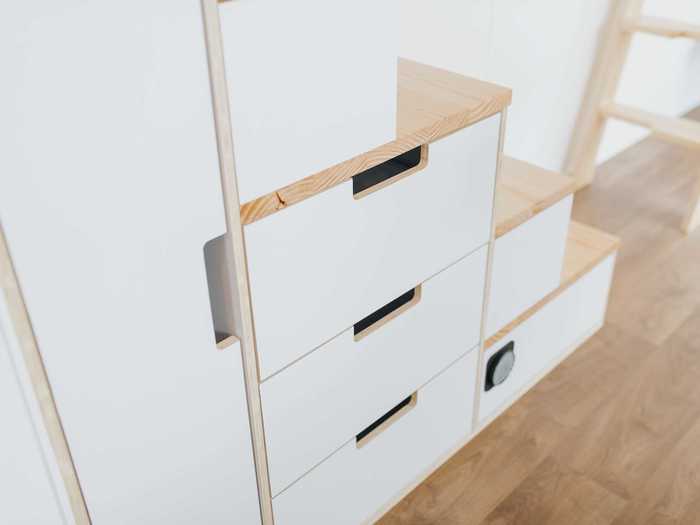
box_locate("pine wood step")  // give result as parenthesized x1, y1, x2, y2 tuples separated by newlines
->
(494, 157, 575, 238)
(601, 102, 700, 150)
(239, 59, 512, 225)
(626, 16, 700, 40)
(486, 221, 620, 348)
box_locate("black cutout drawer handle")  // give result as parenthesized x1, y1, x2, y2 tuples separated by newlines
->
(356, 392, 418, 448)
(352, 145, 429, 199)
(353, 285, 422, 342)
(485, 341, 516, 392)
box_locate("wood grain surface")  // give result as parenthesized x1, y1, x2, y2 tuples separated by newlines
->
(380, 107, 700, 525)
(240, 59, 511, 225)
(495, 157, 576, 238)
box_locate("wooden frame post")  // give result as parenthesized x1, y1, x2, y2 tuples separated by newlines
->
(564, 0, 644, 189)
(0, 226, 92, 524)
(200, 1, 275, 523)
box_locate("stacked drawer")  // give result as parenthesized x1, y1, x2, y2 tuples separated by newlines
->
(479, 157, 620, 426)
(245, 115, 501, 379)
(228, 57, 511, 522)
(253, 116, 502, 522)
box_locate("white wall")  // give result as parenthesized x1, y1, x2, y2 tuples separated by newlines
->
(400, 0, 700, 171)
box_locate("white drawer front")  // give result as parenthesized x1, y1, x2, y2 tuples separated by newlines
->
(246, 114, 501, 379)
(219, 0, 398, 203)
(479, 254, 616, 424)
(261, 247, 487, 495)
(272, 350, 478, 525)
(486, 195, 572, 338)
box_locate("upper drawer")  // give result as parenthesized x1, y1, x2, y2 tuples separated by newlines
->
(245, 114, 502, 379)
(218, 0, 398, 203)
(261, 246, 487, 496)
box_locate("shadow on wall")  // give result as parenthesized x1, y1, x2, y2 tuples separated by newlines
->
(400, 0, 700, 171)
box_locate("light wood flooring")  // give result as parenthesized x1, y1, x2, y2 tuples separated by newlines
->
(380, 108, 700, 525)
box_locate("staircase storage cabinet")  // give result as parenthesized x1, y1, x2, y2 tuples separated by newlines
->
(1, 2, 625, 524)
(272, 350, 479, 525)
(261, 247, 488, 496)
(218, 0, 399, 204)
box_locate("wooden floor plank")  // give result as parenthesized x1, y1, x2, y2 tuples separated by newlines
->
(378, 409, 566, 525)
(517, 323, 657, 430)
(481, 456, 627, 525)
(610, 417, 700, 525)
(550, 343, 700, 501)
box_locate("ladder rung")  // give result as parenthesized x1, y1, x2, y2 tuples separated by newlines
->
(601, 102, 700, 150)
(626, 16, 700, 40)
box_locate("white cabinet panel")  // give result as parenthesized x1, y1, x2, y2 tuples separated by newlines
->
(0, 3, 260, 523)
(219, 0, 398, 203)
(487, 195, 572, 337)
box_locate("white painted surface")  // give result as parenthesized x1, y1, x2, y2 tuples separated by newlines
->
(0, 321, 66, 525)
(219, 0, 398, 203)
(486, 195, 572, 338)
(262, 248, 487, 496)
(246, 115, 501, 379)
(273, 350, 478, 525)
(0, 3, 260, 524)
(400, 0, 700, 170)
(480, 254, 616, 423)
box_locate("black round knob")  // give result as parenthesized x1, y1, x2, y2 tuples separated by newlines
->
(485, 341, 515, 391)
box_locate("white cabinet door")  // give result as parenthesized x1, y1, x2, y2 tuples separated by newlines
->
(219, 0, 398, 204)
(0, 2, 260, 524)
(0, 326, 66, 525)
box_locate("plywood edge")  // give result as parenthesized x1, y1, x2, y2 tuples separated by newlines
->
(495, 157, 576, 238)
(0, 226, 91, 524)
(485, 221, 619, 349)
(240, 60, 512, 225)
(470, 110, 509, 438)
(200, 1, 274, 523)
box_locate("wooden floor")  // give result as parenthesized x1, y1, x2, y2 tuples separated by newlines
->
(380, 108, 700, 525)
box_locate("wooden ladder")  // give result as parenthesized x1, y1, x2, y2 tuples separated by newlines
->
(565, 0, 700, 234)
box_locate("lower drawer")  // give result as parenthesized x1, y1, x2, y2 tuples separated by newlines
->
(272, 349, 479, 525)
(479, 253, 616, 424)
(486, 195, 572, 338)
(261, 247, 487, 495)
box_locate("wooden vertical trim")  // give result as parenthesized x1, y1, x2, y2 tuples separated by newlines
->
(0, 226, 91, 525)
(564, 0, 645, 188)
(199, 2, 275, 523)
(471, 108, 508, 432)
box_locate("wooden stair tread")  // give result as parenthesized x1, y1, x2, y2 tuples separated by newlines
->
(495, 157, 576, 238)
(602, 102, 700, 150)
(240, 59, 512, 225)
(486, 221, 620, 348)
(627, 16, 700, 40)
